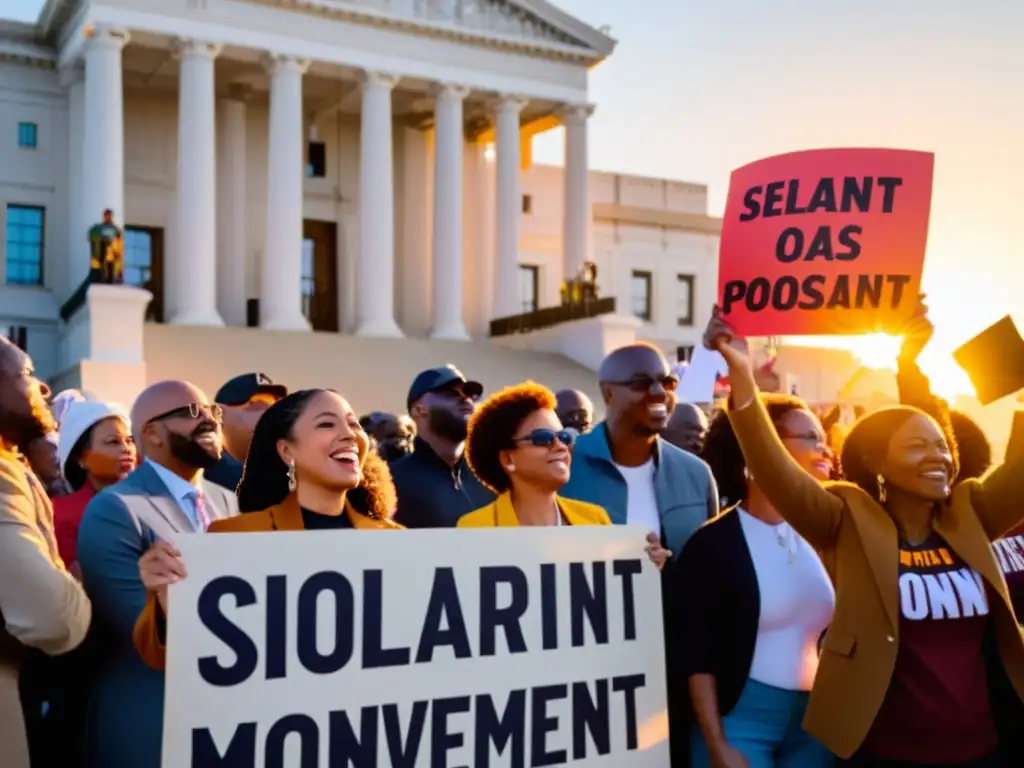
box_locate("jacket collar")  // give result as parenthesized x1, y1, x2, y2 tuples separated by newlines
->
(576, 422, 662, 468)
(489, 491, 591, 527)
(267, 493, 402, 531)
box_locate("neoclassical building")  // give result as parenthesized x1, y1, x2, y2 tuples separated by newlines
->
(0, 0, 722, 387)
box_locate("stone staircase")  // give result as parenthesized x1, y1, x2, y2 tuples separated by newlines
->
(143, 324, 605, 416)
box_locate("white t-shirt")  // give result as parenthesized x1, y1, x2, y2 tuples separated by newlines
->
(614, 459, 661, 535)
(738, 508, 835, 691)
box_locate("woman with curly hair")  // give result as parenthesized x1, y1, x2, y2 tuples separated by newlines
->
(706, 306, 1024, 767)
(671, 394, 835, 768)
(132, 388, 402, 670)
(457, 381, 671, 569)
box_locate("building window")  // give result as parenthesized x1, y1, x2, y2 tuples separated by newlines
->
(123, 226, 165, 322)
(676, 273, 695, 326)
(307, 142, 326, 178)
(301, 238, 316, 318)
(519, 264, 539, 313)
(521, 194, 532, 214)
(631, 270, 652, 321)
(5, 205, 45, 286)
(17, 122, 37, 149)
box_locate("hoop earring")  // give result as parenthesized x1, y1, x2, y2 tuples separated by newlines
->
(287, 461, 297, 493)
(876, 473, 886, 504)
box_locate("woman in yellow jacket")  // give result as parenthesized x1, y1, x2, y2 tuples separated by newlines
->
(457, 381, 671, 570)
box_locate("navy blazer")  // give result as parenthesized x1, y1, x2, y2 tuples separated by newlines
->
(76, 462, 237, 768)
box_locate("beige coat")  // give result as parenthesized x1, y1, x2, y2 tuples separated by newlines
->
(0, 450, 91, 767)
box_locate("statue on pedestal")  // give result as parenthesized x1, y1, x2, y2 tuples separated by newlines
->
(88, 209, 124, 284)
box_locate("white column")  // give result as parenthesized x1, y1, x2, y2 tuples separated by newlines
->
(355, 70, 403, 338)
(492, 94, 527, 319)
(562, 104, 594, 283)
(217, 86, 250, 327)
(81, 28, 127, 268)
(65, 66, 87, 296)
(430, 83, 470, 340)
(168, 40, 223, 326)
(261, 55, 311, 331)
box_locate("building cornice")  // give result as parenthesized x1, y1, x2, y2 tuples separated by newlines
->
(592, 203, 723, 236)
(0, 21, 56, 70)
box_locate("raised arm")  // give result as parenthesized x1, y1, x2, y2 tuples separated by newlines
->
(972, 400, 1024, 540)
(706, 309, 843, 550)
(0, 459, 91, 655)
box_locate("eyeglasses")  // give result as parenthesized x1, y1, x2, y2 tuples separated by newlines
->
(778, 431, 826, 447)
(608, 374, 680, 393)
(512, 429, 575, 448)
(147, 403, 223, 424)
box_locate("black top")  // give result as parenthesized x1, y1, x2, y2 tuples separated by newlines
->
(390, 436, 494, 528)
(666, 508, 760, 725)
(301, 507, 352, 530)
(204, 451, 244, 493)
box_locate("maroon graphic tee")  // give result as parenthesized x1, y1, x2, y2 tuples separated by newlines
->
(992, 523, 1024, 621)
(862, 534, 997, 763)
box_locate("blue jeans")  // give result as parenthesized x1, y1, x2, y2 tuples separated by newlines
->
(692, 678, 834, 768)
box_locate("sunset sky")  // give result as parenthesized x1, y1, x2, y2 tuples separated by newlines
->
(9, 0, 1022, 396)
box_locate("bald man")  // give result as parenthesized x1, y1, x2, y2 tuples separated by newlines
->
(661, 402, 709, 455)
(559, 343, 718, 561)
(555, 388, 594, 435)
(76, 380, 238, 768)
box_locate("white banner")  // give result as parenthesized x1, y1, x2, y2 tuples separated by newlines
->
(162, 526, 669, 767)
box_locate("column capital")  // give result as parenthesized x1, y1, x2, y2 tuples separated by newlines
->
(84, 26, 130, 51)
(359, 70, 400, 91)
(261, 53, 311, 75)
(432, 82, 470, 101)
(491, 93, 528, 114)
(559, 103, 595, 124)
(173, 39, 223, 60)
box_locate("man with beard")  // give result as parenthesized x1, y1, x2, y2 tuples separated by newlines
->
(391, 365, 494, 527)
(0, 337, 91, 768)
(75, 380, 238, 768)
(661, 401, 709, 455)
(559, 343, 718, 561)
(555, 388, 595, 436)
(206, 372, 287, 492)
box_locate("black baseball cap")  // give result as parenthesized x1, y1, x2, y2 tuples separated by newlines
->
(953, 316, 1024, 406)
(214, 373, 288, 406)
(406, 365, 483, 411)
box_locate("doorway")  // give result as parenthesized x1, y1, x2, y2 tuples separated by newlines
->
(123, 226, 165, 322)
(301, 219, 339, 332)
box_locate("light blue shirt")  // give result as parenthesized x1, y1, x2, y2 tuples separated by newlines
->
(145, 458, 205, 533)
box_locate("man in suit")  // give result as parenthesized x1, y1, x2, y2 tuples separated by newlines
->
(77, 380, 237, 768)
(0, 337, 91, 768)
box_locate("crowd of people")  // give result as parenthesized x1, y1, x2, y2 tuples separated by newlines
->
(1, 298, 1023, 768)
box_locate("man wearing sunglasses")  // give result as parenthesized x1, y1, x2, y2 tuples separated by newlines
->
(206, 373, 287, 492)
(391, 365, 495, 527)
(75, 380, 238, 768)
(560, 343, 719, 563)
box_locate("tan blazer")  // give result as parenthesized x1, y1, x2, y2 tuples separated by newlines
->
(133, 494, 403, 671)
(0, 450, 92, 767)
(729, 397, 1024, 759)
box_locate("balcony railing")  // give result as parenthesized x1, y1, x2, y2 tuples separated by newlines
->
(489, 296, 617, 338)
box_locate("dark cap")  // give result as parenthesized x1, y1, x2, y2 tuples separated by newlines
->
(214, 372, 288, 406)
(953, 316, 1024, 406)
(406, 365, 483, 410)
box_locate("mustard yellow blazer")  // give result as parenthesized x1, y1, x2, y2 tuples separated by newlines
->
(458, 491, 611, 527)
(132, 496, 402, 671)
(729, 395, 1024, 759)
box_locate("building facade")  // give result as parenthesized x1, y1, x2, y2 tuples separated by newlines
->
(0, 0, 720, 381)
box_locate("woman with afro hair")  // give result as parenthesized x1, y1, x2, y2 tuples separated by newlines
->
(458, 381, 671, 569)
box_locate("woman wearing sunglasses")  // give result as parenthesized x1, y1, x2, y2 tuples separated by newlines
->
(457, 382, 671, 569)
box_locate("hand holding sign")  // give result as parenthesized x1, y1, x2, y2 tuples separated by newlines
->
(718, 148, 934, 336)
(138, 540, 185, 615)
(898, 294, 935, 363)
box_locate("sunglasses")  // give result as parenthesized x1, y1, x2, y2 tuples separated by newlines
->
(609, 374, 680, 393)
(512, 428, 575, 448)
(147, 403, 223, 424)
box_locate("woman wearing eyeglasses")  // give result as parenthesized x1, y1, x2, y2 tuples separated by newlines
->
(457, 381, 672, 569)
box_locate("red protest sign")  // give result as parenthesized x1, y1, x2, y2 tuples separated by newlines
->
(717, 148, 934, 336)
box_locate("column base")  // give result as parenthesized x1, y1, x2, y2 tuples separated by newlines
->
(430, 324, 471, 342)
(167, 308, 226, 327)
(354, 317, 405, 338)
(260, 312, 312, 332)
